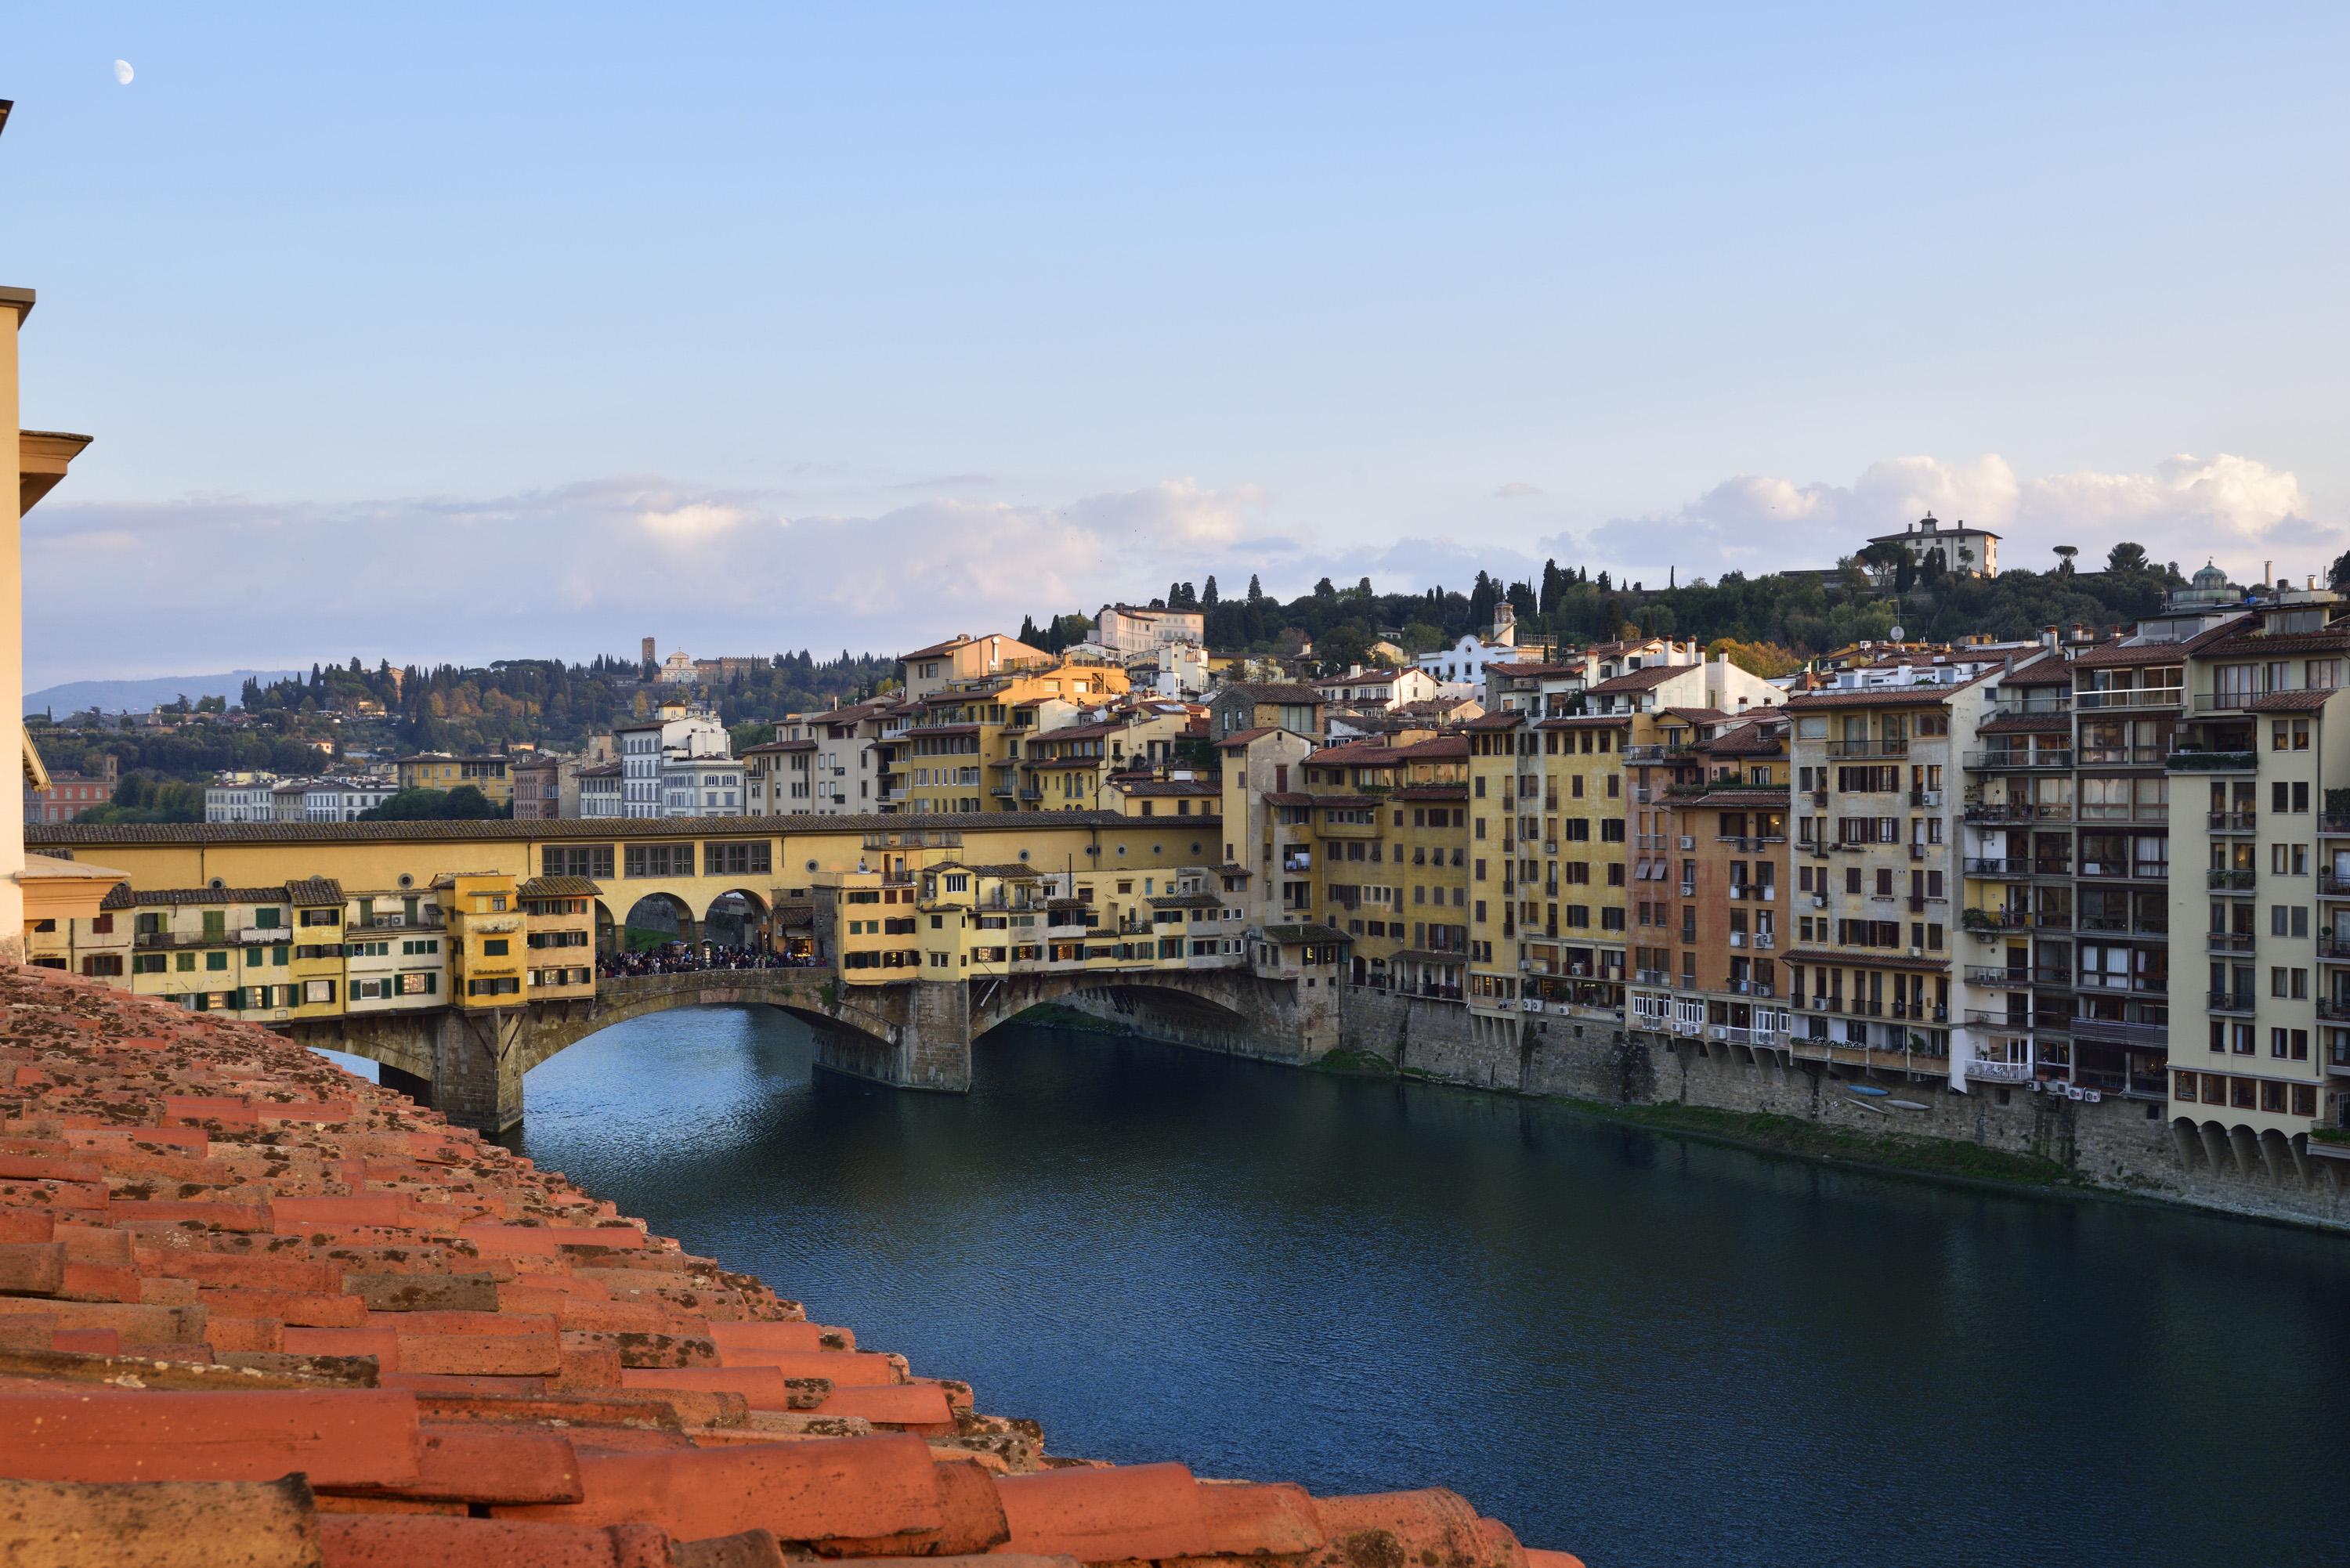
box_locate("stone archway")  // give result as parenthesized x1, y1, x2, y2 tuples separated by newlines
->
(593, 899, 619, 956)
(703, 887, 770, 951)
(620, 891, 698, 952)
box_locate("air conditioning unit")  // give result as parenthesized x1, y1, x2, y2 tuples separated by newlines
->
(383, 913, 404, 927)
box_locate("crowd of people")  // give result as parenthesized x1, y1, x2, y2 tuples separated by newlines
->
(596, 942, 824, 979)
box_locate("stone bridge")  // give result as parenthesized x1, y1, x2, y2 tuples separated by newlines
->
(286, 963, 1335, 1133)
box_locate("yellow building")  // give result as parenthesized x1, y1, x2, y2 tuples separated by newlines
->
(818, 852, 1246, 986)
(889, 663, 1132, 816)
(519, 875, 598, 1000)
(396, 753, 515, 806)
(436, 872, 526, 1007)
(287, 876, 351, 1019)
(101, 884, 300, 1021)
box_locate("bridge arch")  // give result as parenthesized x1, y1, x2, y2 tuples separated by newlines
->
(618, 891, 698, 950)
(702, 887, 770, 950)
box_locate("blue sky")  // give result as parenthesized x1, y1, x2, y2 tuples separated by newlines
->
(9, 5, 2347, 683)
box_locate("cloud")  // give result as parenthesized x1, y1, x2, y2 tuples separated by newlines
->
(1576, 453, 2335, 582)
(1491, 482, 1543, 500)
(21, 474, 1283, 685)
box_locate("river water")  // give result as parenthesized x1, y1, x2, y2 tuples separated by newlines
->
(502, 1007, 2350, 1568)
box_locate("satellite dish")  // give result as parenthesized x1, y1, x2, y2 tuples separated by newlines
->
(1889, 625, 1907, 640)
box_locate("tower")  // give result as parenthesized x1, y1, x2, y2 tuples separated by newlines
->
(642, 636, 656, 667)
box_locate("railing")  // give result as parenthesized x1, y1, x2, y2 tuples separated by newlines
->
(1991, 695, 2075, 717)
(1961, 909, 2030, 933)
(1963, 801, 2072, 824)
(2079, 860, 2166, 880)
(2075, 916, 2167, 935)
(2164, 750, 2257, 771)
(2316, 996, 2350, 1023)
(2069, 1016, 2168, 1047)
(1965, 857, 2030, 877)
(2207, 989, 2256, 1014)
(2075, 745, 2171, 766)
(1965, 966, 2030, 987)
(2318, 934, 2350, 959)
(2208, 931, 2254, 954)
(1966, 1057, 2036, 1084)
(2207, 811, 2257, 832)
(2207, 869, 2255, 891)
(2075, 686, 2182, 710)
(2320, 814, 2350, 836)
(1965, 750, 2073, 770)
(2321, 872, 2350, 896)
(2192, 688, 2280, 713)
(2078, 971, 2167, 995)
(1825, 739, 1911, 758)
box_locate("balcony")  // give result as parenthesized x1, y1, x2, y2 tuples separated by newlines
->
(1992, 694, 2075, 717)
(2321, 814, 2350, 836)
(1960, 908, 2030, 934)
(2319, 934, 2350, 960)
(1966, 1057, 2036, 1084)
(1964, 800, 2073, 825)
(2207, 989, 2256, 1015)
(2079, 859, 2165, 881)
(2164, 750, 2256, 771)
(1825, 739, 1909, 758)
(1965, 750, 2073, 771)
(2322, 872, 2350, 897)
(2206, 868, 2255, 891)
(1965, 966, 2030, 987)
(2320, 998, 2350, 1023)
(2207, 931, 2254, 955)
(2206, 811, 2257, 833)
(2070, 1016, 2168, 1048)
(1965, 857, 2030, 879)
(2075, 686, 2182, 710)
(2075, 745, 2170, 767)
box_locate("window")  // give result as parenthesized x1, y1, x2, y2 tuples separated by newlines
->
(483, 938, 510, 957)
(705, 841, 773, 876)
(624, 844, 696, 877)
(544, 845, 616, 879)
(302, 979, 335, 1004)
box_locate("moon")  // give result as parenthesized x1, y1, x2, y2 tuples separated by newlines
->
(113, 60, 134, 85)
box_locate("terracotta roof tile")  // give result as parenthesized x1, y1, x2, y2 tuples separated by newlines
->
(0, 967, 1556, 1564)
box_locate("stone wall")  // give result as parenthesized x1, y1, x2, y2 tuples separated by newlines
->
(1337, 988, 2350, 1231)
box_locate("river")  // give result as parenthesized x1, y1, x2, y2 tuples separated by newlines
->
(497, 1006, 2350, 1568)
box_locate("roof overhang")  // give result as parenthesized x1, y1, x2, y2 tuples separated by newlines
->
(20, 429, 94, 515)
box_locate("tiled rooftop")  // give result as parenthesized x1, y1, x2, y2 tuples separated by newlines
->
(0, 968, 1564, 1568)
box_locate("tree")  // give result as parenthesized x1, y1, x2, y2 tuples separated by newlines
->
(2108, 541, 2149, 575)
(2328, 551, 2350, 593)
(1313, 576, 1337, 601)
(1894, 555, 1915, 594)
(1201, 575, 1219, 609)
(2053, 546, 2079, 576)
(1246, 574, 1264, 605)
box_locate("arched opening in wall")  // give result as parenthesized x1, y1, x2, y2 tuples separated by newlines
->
(593, 900, 619, 956)
(704, 888, 770, 952)
(620, 892, 698, 952)
(971, 981, 1253, 1057)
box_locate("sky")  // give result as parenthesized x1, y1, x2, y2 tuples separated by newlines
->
(8, 4, 2348, 685)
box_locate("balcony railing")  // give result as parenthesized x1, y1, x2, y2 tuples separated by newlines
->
(2207, 989, 2256, 1015)
(2206, 868, 2255, 890)
(2070, 1016, 2169, 1047)
(2165, 750, 2257, 771)
(1963, 801, 2073, 825)
(2321, 872, 2350, 896)
(2318, 933, 2350, 960)
(2074, 686, 2182, 710)
(1965, 857, 2030, 878)
(2208, 930, 2254, 954)
(2207, 811, 2257, 833)
(2319, 997, 2350, 1023)
(1965, 750, 2073, 770)
(1826, 739, 1909, 758)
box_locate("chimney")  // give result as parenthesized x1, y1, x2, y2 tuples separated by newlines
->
(2264, 561, 2273, 586)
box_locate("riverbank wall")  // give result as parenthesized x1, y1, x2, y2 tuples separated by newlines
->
(1333, 988, 2350, 1232)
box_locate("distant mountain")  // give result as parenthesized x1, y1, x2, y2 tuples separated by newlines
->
(24, 670, 306, 717)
